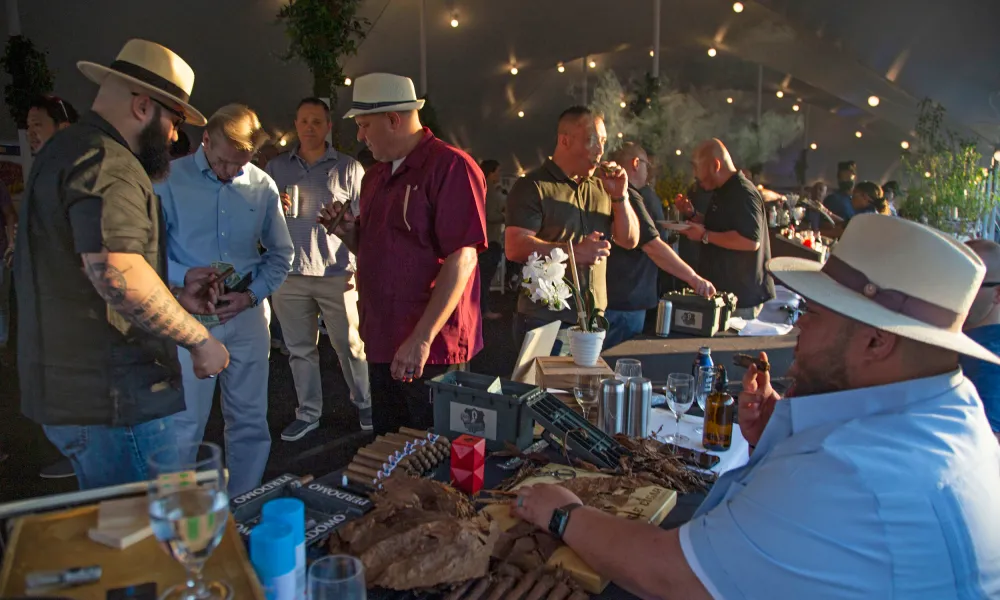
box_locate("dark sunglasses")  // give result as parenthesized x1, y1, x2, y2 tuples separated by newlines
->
(132, 93, 185, 129)
(982, 282, 1000, 288)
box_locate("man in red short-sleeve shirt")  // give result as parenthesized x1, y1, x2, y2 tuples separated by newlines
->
(320, 73, 487, 435)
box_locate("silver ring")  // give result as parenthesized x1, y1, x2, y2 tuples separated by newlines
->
(516, 496, 525, 508)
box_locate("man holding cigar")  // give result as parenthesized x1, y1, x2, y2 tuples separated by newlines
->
(505, 106, 640, 353)
(157, 104, 292, 495)
(318, 73, 486, 436)
(267, 97, 372, 441)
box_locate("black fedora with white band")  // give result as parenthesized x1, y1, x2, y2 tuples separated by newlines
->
(77, 39, 206, 126)
(343, 73, 426, 119)
(769, 214, 1000, 365)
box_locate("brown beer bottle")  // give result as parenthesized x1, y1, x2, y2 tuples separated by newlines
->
(702, 365, 734, 451)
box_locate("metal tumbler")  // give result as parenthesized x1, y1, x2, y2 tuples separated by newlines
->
(598, 378, 626, 435)
(655, 298, 673, 337)
(285, 185, 300, 219)
(626, 377, 653, 438)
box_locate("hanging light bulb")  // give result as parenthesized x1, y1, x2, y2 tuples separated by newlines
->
(279, 138, 287, 147)
(707, 47, 717, 58)
(450, 17, 459, 27)
(792, 104, 800, 111)
(675, 149, 682, 156)
(810, 142, 818, 150)
(510, 66, 518, 75)
(588, 60, 597, 68)
(726, 97, 733, 104)
(993, 149, 1000, 162)
(775, 90, 784, 98)
(619, 101, 627, 108)
(901, 140, 910, 150)
(649, 49, 655, 57)
(855, 131, 863, 138)
(733, 2, 744, 12)
(868, 95, 880, 107)
(517, 110, 525, 118)
(557, 62, 565, 73)
(617, 132, 624, 139)
(924, 171, 932, 178)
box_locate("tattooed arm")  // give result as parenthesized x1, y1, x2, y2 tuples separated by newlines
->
(81, 250, 230, 377)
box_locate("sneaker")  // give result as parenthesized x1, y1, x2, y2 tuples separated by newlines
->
(40, 458, 75, 479)
(281, 419, 319, 441)
(359, 407, 373, 431)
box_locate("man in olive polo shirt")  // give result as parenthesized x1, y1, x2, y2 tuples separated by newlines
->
(505, 106, 639, 353)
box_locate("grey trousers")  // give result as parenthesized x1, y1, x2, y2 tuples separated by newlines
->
(176, 303, 271, 497)
(271, 274, 371, 423)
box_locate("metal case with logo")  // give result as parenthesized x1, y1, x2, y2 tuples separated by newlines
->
(428, 371, 541, 451)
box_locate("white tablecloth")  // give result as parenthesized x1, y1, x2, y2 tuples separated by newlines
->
(647, 409, 749, 475)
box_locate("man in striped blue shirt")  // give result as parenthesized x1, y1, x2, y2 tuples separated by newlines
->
(266, 98, 371, 441)
(157, 104, 293, 495)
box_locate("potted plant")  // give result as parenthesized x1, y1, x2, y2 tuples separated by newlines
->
(520, 246, 608, 366)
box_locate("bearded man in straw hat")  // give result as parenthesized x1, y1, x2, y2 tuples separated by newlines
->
(510, 214, 1000, 598)
(13, 39, 229, 490)
(319, 73, 487, 435)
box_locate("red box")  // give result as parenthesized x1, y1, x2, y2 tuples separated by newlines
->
(450, 435, 486, 494)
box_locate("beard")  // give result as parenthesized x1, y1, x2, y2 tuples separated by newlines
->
(136, 106, 173, 181)
(787, 325, 853, 397)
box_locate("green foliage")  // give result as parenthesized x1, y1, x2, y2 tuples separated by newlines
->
(654, 163, 693, 209)
(1, 36, 54, 128)
(562, 278, 608, 332)
(277, 0, 369, 103)
(898, 99, 995, 233)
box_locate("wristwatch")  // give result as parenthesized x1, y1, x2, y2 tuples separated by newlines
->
(548, 502, 583, 540)
(701, 231, 711, 245)
(246, 289, 259, 308)
(611, 195, 627, 204)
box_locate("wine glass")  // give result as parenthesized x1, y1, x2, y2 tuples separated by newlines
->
(663, 373, 695, 446)
(693, 366, 715, 435)
(309, 555, 366, 600)
(614, 358, 642, 381)
(148, 442, 231, 600)
(573, 375, 600, 423)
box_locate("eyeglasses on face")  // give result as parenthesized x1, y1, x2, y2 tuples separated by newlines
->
(131, 93, 185, 130)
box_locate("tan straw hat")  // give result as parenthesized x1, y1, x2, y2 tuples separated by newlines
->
(343, 73, 425, 119)
(77, 39, 206, 126)
(769, 214, 1000, 365)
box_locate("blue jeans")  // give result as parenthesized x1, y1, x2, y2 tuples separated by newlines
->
(604, 309, 647, 349)
(43, 416, 178, 490)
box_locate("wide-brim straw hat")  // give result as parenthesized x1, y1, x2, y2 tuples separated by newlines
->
(77, 39, 206, 126)
(769, 213, 1000, 365)
(343, 73, 426, 119)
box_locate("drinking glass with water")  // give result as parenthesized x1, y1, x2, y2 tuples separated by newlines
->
(573, 374, 601, 423)
(309, 555, 366, 599)
(148, 442, 230, 600)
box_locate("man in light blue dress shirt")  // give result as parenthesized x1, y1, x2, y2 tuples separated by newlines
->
(266, 97, 370, 442)
(510, 214, 1000, 599)
(156, 104, 292, 496)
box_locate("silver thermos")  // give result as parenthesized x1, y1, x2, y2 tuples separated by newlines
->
(626, 377, 653, 438)
(655, 298, 673, 337)
(598, 378, 626, 435)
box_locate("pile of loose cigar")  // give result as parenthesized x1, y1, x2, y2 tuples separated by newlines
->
(342, 427, 450, 491)
(443, 565, 589, 600)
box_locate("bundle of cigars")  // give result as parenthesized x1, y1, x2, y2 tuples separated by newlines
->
(342, 427, 451, 491)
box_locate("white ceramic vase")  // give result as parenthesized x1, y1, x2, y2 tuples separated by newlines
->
(569, 327, 606, 367)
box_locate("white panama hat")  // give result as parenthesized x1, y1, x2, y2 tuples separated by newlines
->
(77, 39, 206, 126)
(343, 73, 426, 119)
(769, 213, 1000, 365)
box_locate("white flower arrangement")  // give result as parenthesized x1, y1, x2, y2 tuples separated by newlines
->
(520, 246, 608, 332)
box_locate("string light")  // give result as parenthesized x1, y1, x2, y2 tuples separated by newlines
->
(993, 149, 1000, 162)
(901, 141, 910, 150)
(855, 131, 863, 138)
(675, 149, 682, 156)
(588, 60, 597, 68)
(810, 142, 818, 150)
(510, 66, 518, 75)
(344, 77, 352, 86)
(649, 49, 655, 57)
(792, 104, 800, 111)
(924, 171, 932, 178)
(619, 101, 627, 108)
(517, 110, 524, 118)
(726, 97, 733, 104)
(450, 17, 459, 27)
(279, 138, 287, 147)
(557, 62, 565, 73)
(868, 95, 880, 107)
(733, 2, 744, 12)
(775, 90, 784, 98)
(707, 47, 717, 57)
(617, 132, 623, 139)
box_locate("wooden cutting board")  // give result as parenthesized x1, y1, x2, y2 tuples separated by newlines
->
(482, 464, 676, 593)
(0, 504, 264, 599)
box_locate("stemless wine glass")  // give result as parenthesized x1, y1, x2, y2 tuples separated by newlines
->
(309, 555, 366, 600)
(614, 358, 642, 381)
(664, 373, 695, 445)
(693, 366, 715, 435)
(148, 442, 231, 600)
(573, 374, 601, 423)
